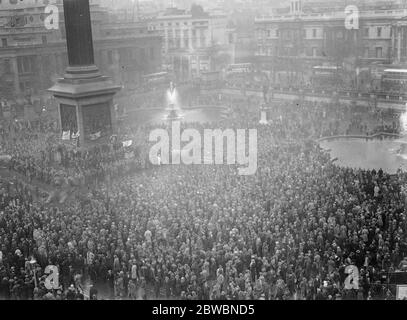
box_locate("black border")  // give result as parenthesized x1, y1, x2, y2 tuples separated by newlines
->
(0, 300, 399, 320)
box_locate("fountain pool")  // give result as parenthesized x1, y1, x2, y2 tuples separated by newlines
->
(319, 136, 407, 173)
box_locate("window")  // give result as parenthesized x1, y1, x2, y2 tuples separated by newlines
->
(150, 47, 154, 59)
(312, 47, 318, 57)
(377, 27, 382, 37)
(375, 47, 382, 58)
(184, 39, 189, 47)
(364, 47, 369, 58)
(107, 51, 113, 64)
(4, 59, 11, 74)
(276, 29, 279, 37)
(267, 30, 271, 37)
(131, 48, 138, 60)
(42, 35, 47, 44)
(364, 28, 369, 37)
(19, 81, 32, 93)
(17, 56, 35, 74)
(1, 38, 7, 47)
(313, 29, 317, 38)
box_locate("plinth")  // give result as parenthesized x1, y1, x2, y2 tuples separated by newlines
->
(259, 105, 268, 125)
(49, 67, 121, 147)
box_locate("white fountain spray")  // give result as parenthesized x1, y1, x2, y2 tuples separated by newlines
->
(165, 81, 183, 121)
(167, 82, 178, 107)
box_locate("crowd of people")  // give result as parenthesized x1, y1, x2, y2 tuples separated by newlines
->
(0, 116, 150, 195)
(0, 89, 407, 301)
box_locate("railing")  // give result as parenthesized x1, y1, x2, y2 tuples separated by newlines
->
(254, 9, 407, 22)
(317, 132, 401, 143)
(221, 83, 407, 104)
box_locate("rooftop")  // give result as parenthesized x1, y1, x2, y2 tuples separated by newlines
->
(255, 8, 407, 23)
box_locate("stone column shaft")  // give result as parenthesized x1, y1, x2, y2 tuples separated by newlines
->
(63, 0, 95, 67)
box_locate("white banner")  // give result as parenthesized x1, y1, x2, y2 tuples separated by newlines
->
(89, 131, 101, 141)
(62, 130, 70, 140)
(397, 285, 407, 300)
(123, 140, 133, 147)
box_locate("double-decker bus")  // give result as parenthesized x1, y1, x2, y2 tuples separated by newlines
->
(381, 69, 407, 93)
(225, 63, 254, 75)
(198, 71, 222, 89)
(311, 65, 344, 89)
(141, 72, 173, 90)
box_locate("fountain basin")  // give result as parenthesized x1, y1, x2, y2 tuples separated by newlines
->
(319, 135, 407, 173)
(124, 106, 228, 125)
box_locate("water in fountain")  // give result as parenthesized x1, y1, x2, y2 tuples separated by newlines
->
(165, 84, 183, 121)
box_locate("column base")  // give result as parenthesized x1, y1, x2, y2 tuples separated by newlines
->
(48, 65, 121, 148)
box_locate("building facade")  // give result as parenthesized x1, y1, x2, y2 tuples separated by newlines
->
(254, 0, 407, 89)
(148, 6, 236, 81)
(0, 0, 162, 109)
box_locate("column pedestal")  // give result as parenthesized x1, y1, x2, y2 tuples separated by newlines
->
(49, 66, 121, 148)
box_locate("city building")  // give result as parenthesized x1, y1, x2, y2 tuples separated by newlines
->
(0, 0, 162, 112)
(148, 5, 236, 80)
(254, 0, 407, 90)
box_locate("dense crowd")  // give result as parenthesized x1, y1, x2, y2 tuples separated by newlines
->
(0, 117, 149, 192)
(0, 92, 407, 301)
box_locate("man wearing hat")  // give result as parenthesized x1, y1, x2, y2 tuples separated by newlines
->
(89, 284, 98, 300)
(66, 284, 76, 300)
(398, 257, 407, 271)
